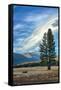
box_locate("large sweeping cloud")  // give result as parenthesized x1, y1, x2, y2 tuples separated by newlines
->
(16, 16, 58, 52)
(13, 5, 58, 54)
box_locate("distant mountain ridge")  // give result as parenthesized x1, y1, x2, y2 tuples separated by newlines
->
(13, 53, 40, 65)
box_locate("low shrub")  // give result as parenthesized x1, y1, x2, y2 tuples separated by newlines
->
(22, 71, 27, 73)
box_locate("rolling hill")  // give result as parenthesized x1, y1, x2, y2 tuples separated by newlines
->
(13, 53, 40, 65)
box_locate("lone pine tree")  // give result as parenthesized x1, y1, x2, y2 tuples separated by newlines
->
(47, 28, 56, 70)
(40, 28, 56, 70)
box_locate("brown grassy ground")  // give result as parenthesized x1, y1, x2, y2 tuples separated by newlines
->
(13, 66, 59, 85)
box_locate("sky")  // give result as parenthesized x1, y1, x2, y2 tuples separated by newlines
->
(13, 5, 58, 55)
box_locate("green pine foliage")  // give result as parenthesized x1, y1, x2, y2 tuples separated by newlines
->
(40, 28, 56, 70)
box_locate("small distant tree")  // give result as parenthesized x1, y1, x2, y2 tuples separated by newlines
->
(40, 28, 56, 70)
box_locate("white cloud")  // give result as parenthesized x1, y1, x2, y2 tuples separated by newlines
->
(16, 15, 58, 52)
(13, 24, 24, 30)
(24, 14, 49, 23)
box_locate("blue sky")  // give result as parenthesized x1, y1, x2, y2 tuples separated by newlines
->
(13, 5, 58, 55)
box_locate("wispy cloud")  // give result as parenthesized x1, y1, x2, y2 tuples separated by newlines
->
(24, 13, 49, 23)
(13, 24, 24, 30)
(52, 19, 58, 27)
(16, 15, 58, 52)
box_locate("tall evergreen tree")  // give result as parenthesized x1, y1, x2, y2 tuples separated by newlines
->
(40, 28, 56, 70)
(40, 33, 48, 61)
(47, 28, 56, 70)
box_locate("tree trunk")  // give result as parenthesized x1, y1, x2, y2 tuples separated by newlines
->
(48, 64, 51, 70)
(48, 57, 51, 70)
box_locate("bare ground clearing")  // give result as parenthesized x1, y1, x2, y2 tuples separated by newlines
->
(13, 66, 59, 85)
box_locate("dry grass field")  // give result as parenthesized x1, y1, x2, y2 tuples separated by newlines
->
(13, 66, 59, 85)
